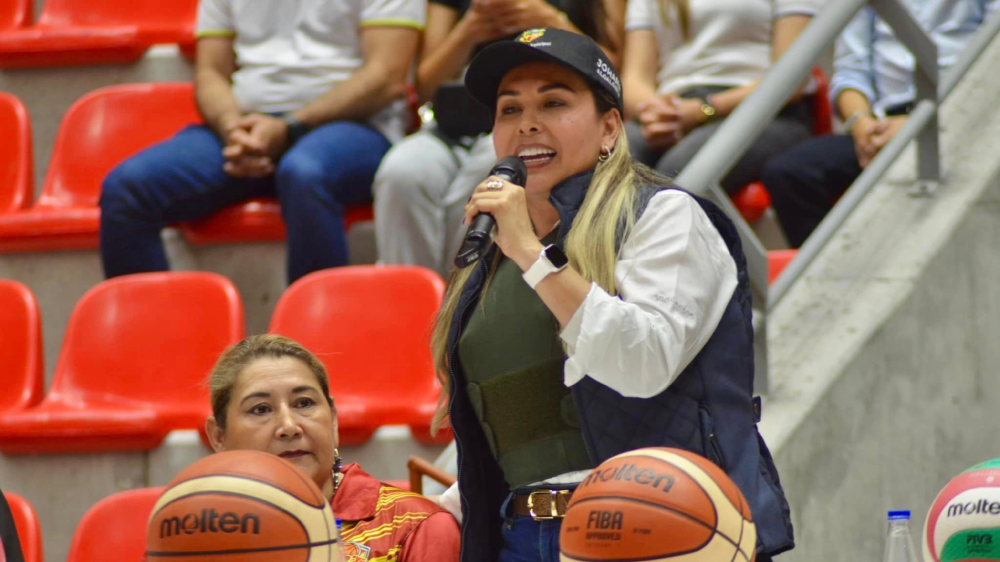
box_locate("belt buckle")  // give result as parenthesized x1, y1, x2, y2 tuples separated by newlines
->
(528, 490, 568, 521)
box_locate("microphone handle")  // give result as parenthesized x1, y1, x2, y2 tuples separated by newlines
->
(453, 173, 517, 268)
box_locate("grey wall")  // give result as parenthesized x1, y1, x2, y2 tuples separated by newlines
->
(776, 184, 1000, 559)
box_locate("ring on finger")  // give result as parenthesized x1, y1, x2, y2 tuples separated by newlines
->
(486, 180, 504, 191)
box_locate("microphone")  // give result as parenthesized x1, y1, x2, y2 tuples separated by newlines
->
(453, 156, 528, 268)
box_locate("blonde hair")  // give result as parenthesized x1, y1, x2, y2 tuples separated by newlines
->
(208, 334, 335, 430)
(428, 89, 670, 433)
(661, 0, 691, 41)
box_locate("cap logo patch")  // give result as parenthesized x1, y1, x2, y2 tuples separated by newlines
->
(517, 28, 546, 43)
(596, 59, 622, 97)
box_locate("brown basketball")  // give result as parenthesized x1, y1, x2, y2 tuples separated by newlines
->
(560, 447, 756, 562)
(146, 450, 345, 561)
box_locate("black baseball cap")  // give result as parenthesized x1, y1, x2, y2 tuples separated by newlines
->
(465, 27, 623, 116)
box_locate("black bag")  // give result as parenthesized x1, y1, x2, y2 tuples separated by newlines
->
(432, 81, 493, 140)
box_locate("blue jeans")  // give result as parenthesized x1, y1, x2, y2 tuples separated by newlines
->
(99, 121, 391, 283)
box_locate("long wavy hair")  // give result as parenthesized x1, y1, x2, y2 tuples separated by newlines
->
(428, 86, 670, 433)
(661, 0, 692, 40)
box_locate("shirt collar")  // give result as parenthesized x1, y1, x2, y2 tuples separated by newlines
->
(329, 463, 380, 521)
(549, 168, 595, 242)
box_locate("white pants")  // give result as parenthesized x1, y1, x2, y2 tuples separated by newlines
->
(373, 129, 497, 278)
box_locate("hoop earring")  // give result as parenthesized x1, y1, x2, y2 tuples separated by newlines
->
(598, 146, 611, 163)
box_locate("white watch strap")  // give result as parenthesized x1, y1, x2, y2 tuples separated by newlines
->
(523, 246, 561, 289)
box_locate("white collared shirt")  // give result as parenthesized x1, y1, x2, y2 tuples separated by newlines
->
(559, 189, 738, 398)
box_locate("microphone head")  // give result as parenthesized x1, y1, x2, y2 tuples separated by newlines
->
(490, 156, 528, 186)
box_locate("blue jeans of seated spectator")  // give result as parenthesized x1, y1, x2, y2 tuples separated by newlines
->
(99, 121, 391, 283)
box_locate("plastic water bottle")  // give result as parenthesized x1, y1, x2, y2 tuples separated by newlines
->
(882, 510, 920, 562)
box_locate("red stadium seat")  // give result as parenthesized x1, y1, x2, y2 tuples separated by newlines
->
(0, 281, 44, 414)
(811, 67, 833, 136)
(0, 83, 200, 253)
(269, 266, 452, 445)
(0, 0, 32, 31)
(0, 92, 32, 215)
(66, 487, 163, 562)
(0, 0, 197, 69)
(0, 82, 374, 252)
(180, 200, 375, 244)
(768, 249, 798, 284)
(3, 492, 43, 562)
(0, 272, 244, 454)
(732, 67, 833, 223)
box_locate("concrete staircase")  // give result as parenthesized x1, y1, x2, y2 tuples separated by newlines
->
(761, 27, 1000, 561)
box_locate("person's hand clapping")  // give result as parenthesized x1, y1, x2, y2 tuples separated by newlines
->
(463, 175, 541, 269)
(476, 0, 565, 36)
(459, 0, 508, 45)
(636, 96, 683, 151)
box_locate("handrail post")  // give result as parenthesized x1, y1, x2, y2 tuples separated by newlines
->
(871, 0, 941, 193)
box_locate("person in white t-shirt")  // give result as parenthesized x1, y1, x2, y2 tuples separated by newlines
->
(621, 0, 819, 194)
(99, 0, 424, 284)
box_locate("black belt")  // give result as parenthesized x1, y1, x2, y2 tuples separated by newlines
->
(883, 101, 914, 117)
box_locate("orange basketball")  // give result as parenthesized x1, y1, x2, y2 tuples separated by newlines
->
(560, 447, 756, 562)
(146, 450, 345, 561)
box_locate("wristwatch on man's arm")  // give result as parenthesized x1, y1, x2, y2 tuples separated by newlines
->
(281, 113, 311, 146)
(523, 245, 569, 290)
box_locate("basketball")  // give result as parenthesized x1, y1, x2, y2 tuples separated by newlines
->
(560, 447, 756, 562)
(145, 450, 344, 561)
(924, 458, 1000, 562)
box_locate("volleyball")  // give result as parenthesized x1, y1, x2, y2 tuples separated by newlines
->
(924, 458, 1000, 562)
(145, 450, 344, 561)
(560, 447, 756, 562)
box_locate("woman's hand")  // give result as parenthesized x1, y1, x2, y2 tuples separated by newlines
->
(675, 97, 707, 133)
(463, 175, 543, 269)
(637, 97, 683, 151)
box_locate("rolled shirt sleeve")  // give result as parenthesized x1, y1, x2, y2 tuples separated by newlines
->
(361, 0, 426, 29)
(829, 6, 878, 110)
(559, 190, 738, 399)
(774, 0, 822, 18)
(196, 0, 235, 37)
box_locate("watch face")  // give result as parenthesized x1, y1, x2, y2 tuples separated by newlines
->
(544, 245, 569, 268)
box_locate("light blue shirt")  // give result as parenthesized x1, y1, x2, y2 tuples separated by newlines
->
(830, 0, 998, 117)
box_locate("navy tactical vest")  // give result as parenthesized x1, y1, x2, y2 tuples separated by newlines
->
(445, 170, 794, 561)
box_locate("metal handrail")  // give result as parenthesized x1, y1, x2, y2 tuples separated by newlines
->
(670, 0, 1000, 392)
(769, 11, 1000, 308)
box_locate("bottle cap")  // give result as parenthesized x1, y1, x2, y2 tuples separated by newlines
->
(888, 510, 911, 520)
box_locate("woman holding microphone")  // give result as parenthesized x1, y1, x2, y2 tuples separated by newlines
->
(431, 28, 793, 562)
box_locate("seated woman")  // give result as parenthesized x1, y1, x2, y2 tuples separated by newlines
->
(433, 28, 792, 562)
(204, 334, 460, 562)
(621, 0, 819, 194)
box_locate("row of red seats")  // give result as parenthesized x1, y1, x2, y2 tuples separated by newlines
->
(4, 487, 192, 562)
(0, 266, 451, 456)
(0, 84, 373, 254)
(0, 73, 830, 252)
(0, 0, 197, 68)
